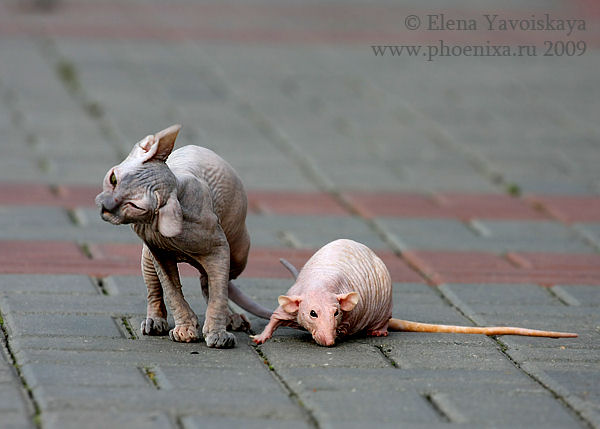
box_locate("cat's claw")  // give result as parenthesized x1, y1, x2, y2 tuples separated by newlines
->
(227, 312, 251, 332)
(141, 317, 169, 336)
(205, 330, 236, 348)
(169, 324, 201, 342)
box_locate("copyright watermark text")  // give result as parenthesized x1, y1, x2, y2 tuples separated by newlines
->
(372, 13, 588, 62)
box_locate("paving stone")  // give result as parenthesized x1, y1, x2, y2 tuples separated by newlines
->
(3, 312, 122, 338)
(43, 411, 174, 429)
(435, 388, 581, 426)
(0, 294, 147, 316)
(158, 366, 283, 393)
(34, 384, 304, 418)
(385, 340, 514, 371)
(0, 274, 98, 295)
(574, 223, 600, 250)
(528, 196, 600, 223)
(476, 220, 596, 253)
(0, 380, 30, 413)
(181, 415, 311, 429)
(302, 390, 442, 425)
(0, 412, 34, 429)
(247, 214, 388, 249)
(21, 363, 148, 389)
(440, 283, 560, 306)
(377, 218, 481, 251)
(552, 285, 600, 307)
(258, 340, 390, 369)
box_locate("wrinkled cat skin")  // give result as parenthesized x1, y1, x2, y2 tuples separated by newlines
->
(96, 124, 270, 348)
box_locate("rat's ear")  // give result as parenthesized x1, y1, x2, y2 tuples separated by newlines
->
(337, 291, 359, 311)
(157, 189, 183, 237)
(278, 295, 302, 313)
(126, 124, 182, 163)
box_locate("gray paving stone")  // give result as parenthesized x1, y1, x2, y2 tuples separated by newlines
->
(21, 363, 148, 389)
(0, 412, 34, 429)
(379, 218, 596, 252)
(0, 294, 146, 316)
(385, 340, 514, 371)
(552, 285, 600, 307)
(13, 335, 264, 369)
(258, 340, 390, 368)
(34, 384, 304, 418)
(303, 390, 442, 425)
(574, 223, 600, 250)
(476, 220, 596, 253)
(377, 218, 480, 251)
(43, 411, 174, 429)
(3, 312, 122, 338)
(0, 380, 30, 413)
(247, 214, 387, 249)
(442, 283, 561, 306)
(435, 388, 581, 426)
(0, 274, 98, 295)
(181, 415, 311, 429)
(158, 366, 283, 393)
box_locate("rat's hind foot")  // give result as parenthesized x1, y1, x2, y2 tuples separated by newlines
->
(366, 329, 389, 337)
(169, 323, 201, 343)
(205, 329, 236, 348)
(141, 317, 169, 336)
(227, 312, 251, 332)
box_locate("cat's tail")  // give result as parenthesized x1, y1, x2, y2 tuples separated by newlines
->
(228, 281, 273, 319)
(279, 258, 299, 279)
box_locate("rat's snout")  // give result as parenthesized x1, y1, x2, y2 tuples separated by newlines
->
(313, 331, 336, 347)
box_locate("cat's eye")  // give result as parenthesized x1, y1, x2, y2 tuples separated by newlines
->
(109, 172, 117, 187)
(334, 310, 339, 317)
(310, 310, 318, 318)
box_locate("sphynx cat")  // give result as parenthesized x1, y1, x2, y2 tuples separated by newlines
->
(96, 124, 271, 348)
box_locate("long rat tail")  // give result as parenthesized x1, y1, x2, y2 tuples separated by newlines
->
(228, 281, 273, 320)
(388, 318, 577, 338)
(279, 258, 299, 279)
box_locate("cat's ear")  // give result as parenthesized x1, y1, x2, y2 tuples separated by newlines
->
(126, 124, 181, 163)
(157, 189, 183, 237)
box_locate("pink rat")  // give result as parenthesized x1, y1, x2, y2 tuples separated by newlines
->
(252, 239, 577, 347)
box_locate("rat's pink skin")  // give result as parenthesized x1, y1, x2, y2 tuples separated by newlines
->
(96, 125, 272, 349)
(252, 239, 577, 346)
(252, 239, 392, 346)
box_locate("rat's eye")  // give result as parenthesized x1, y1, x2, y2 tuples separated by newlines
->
(310, 310, 318, 318)
(109, 172, 117, 187)
(334, 310, 339, 317)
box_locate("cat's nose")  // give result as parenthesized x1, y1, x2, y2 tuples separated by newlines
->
(97, 194, 119, 213)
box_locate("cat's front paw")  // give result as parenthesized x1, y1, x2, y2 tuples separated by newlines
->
(205, 330, 236, 348)
(227, 312, 251, 332)
(169, 324, 200, 343)
(141, 317, 169, 336)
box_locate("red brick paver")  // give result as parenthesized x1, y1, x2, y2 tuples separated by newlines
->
(403, 250, 600, 286)
(527, 195, 600, 223)
(345, 192, 550, 220)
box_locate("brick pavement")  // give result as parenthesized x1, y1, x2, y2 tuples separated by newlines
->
(0, 0, 599, 428)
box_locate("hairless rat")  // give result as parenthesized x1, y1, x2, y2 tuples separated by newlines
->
(252, 239, 577, 346)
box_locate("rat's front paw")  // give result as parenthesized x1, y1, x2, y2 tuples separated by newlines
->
(205, 330, 236, 348)
(169, 324, 200, 343)
(227, 312, 251, 332)
(141, 317, 169, 336)
(250, 332, 270, 345)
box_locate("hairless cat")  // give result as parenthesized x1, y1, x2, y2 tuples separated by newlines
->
(252, 239, 577, 346)
(96, 125, 272, 348)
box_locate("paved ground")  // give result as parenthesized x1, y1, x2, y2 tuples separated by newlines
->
(0, 0, 599, 428)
